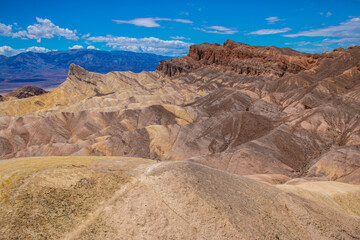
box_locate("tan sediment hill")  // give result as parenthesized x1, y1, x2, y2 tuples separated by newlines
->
(1, 157, 360, 239)
(0, 64, 199, 117)
(306, 145, 360, 184)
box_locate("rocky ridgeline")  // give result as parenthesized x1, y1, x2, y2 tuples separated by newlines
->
(157, 39, 320, 77)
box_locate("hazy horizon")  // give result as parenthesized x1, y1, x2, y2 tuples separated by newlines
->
(1, 0, 359, 57)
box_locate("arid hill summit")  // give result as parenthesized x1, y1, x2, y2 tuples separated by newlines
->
(0, 40, 360, 239)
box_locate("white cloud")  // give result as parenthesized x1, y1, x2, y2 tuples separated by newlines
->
(87, 45, 99, 50)
(81, 33, 90, 39)
(285, 41, 312, 47)
(248, 27, 292, 35)
(194, 25, 238, 34)
(87, 35, 192, 56)
(287, 37, 360, 48)
(170, 36, 190, 40)
(69, 45, 83, 50)
(0, 46, 22, 56)
(173, 19, 193, 24)
(114, 18, 159, 27)
(284, 17, 360, 37)
(265, 17, 283, 24)
(320, 37, 360, 46)
(26, 18, 78, 42)
(294, 46, 333, 53)
(0, 23, 13, 36)
(26, 46, 52, 53)
(0, 18, 78, 42)
(0, 45, 53, 57)
(286, 37, 360, 53)
(113, 17, 192, 28)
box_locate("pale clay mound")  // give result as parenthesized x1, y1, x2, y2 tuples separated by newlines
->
(0, 156, 360, 240)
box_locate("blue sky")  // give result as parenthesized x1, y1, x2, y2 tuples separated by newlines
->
(0, 0, 359, 57)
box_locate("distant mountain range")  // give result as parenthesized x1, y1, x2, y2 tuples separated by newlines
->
(0, 49, 171, 93)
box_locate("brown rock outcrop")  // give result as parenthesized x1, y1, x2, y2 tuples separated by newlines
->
(6, 85, 47, 99)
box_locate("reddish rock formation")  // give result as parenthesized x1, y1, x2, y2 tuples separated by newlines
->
(157, 39, 319, 77)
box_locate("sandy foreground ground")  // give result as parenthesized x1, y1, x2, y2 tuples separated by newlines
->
(1, 156, 359, 240)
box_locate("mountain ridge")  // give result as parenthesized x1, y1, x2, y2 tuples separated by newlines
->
(0, 49, 171, 93)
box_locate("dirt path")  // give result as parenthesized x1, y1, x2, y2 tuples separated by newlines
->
(63, 162, 164, 240)
(62, 177, 140, 240)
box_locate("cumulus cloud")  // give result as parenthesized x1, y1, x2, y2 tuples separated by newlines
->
(0, 46, 22, 56)
(26, 46, 53, 52)
(113, 17, 192, 28)
(87, 35, 192, 56)
(265, 17, 283, 24)
(248, 27, 292, 35)
(0, 23, 13, 36)
(24, 18, 78, 42)
(69, 45, 83, 50)
(0, 18, 78, 42)
(284, 17, 360, 37)
(194, 26, 238, 34)
(87, 45, 99, 50)
(0, 45, 53, 57)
